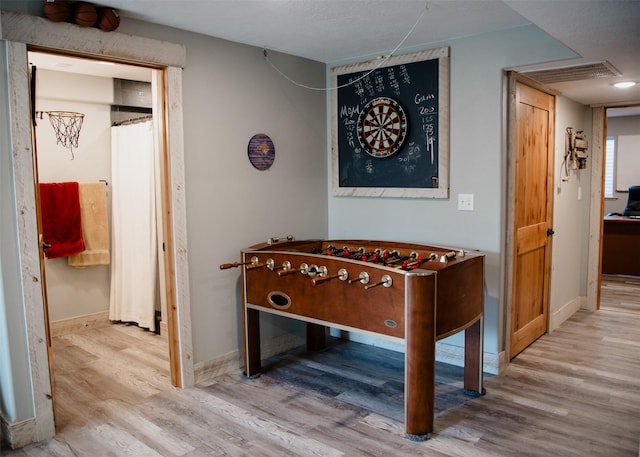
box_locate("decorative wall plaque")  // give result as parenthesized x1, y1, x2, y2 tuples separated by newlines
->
(248, 133, 275, 170)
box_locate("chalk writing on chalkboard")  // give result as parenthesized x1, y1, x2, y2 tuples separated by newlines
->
(331, 48, 450, 199)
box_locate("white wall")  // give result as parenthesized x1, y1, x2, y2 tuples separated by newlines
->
(35, 69, 113, 322)
(549, 96, 592, 329)
(113, 20, 329, 364)
(326, 24, 578, 356)
(605, 115, 640, 214)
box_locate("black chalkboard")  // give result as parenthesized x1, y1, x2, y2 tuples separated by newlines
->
(332, 48, 449, 198)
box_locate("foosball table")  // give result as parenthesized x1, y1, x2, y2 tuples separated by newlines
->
(220, 237, 485, 441)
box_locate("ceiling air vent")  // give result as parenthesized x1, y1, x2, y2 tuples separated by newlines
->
(523, 61, 622, 84)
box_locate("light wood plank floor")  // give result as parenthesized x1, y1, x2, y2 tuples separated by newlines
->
(3, 275, 640, 456)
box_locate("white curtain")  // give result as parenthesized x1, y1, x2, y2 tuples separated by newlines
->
(109, 120, 158, 331)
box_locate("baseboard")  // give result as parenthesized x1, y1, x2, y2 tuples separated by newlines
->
(194, 333, 305, 385)
(549, 296, 584, 332)
(194, 331, 504, 386)
(194, 350, 241, 385)
(49, 311, 110, 337)
(260, 333, 306, 360)
(435, 341, 503, 375)
(0, 413, 37, 450)
(159, 320, 168, 338)
(332, 329, 503, 375)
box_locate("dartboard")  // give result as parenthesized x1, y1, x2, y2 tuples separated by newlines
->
(357, 97, 409, 158)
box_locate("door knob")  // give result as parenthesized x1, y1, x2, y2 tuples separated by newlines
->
(546, 228, 555, 236)
(41, 242, 51, 250)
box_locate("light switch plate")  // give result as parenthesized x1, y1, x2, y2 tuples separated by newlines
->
(458, 193, 474, 211)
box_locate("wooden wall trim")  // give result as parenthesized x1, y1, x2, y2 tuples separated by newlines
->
(6, 39, 56, 445)
(0, 10, 186, 68)
(503, 72, 518, 362)
(586, 107, 605, 311)
(165, 66, 194, 387)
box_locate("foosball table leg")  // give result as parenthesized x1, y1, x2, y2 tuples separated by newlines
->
(243, 307, 262, 378)
(404, 273, 436, 441)
(306, 323, 327, 351)
(463, 317, 485, 396)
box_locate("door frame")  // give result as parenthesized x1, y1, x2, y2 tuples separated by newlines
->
(505, 82, 612, 352)
(586, 106, 605, 311)
(2, 10, 194, 442)
(588, 105, 640, 310)
(504, 72, 556, 361)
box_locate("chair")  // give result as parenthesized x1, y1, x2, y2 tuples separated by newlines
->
(623, 185, 640, 216)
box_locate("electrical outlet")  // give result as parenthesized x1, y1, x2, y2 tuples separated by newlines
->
(458, 193, 474, 211)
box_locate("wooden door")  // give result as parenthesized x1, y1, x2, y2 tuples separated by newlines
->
(509, 80, 555, 358)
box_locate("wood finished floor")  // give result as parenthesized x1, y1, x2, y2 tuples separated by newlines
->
(3, 275, 640, 456)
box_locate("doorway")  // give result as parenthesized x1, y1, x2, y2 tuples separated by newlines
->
(599, 105, 640, 299)
(3, 20, 193, 440)
(29, 50, 173, 407)
(506, 75, 555, 359)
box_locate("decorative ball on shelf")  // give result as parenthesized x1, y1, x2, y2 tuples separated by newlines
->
(73, 2, 98, 27)
(43, 0, 73, 22)
(97, 7, 120, 32)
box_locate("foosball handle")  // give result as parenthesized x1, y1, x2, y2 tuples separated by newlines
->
(220, 256, 259, 269)
(312, 268, 348, 285)
(440, 251, 457, 262)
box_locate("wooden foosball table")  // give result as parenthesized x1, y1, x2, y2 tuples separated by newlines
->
(221, 238, 485, 440)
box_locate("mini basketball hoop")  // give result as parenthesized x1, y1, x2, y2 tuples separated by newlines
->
(45, 111, 85, 159)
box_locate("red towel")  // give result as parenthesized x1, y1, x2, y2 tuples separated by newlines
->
(39, 182, 86, 259)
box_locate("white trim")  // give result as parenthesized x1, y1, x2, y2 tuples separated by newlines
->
(332, 330, 503, 375)
(194, 333, 306, 385)
(194, 351, 241, 385)
(193, 333, 504, 387)
(435, 342, 502, 376)
(0, 414, 37, 450)
(549, 296, 583, 333)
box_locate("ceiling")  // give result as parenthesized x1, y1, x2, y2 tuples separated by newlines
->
(17, 0, 640, 111)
